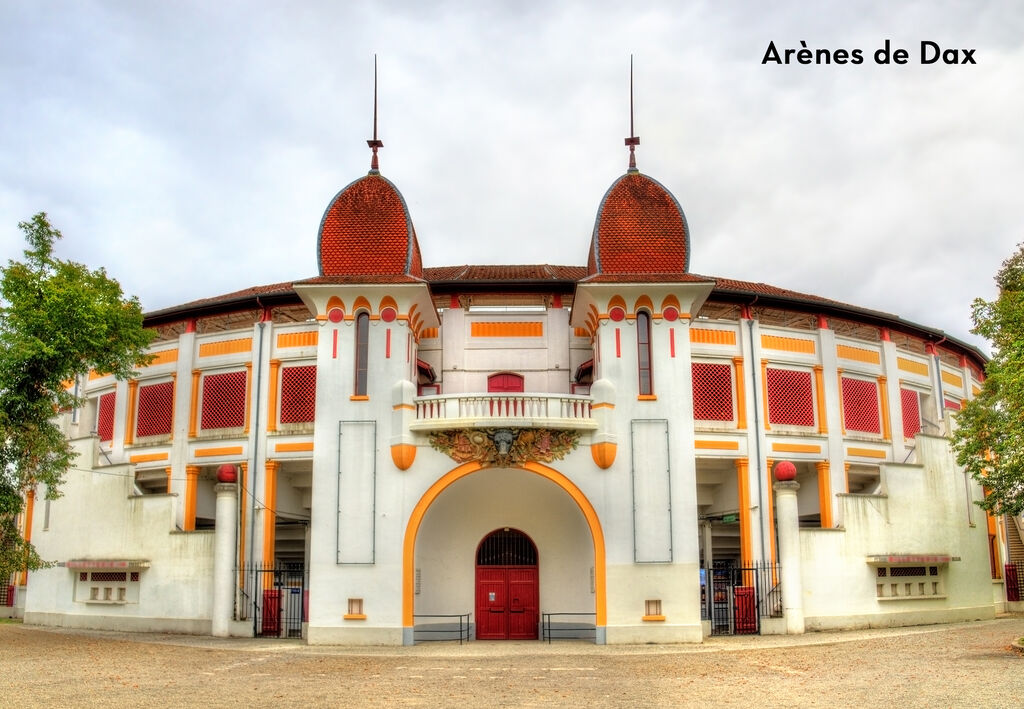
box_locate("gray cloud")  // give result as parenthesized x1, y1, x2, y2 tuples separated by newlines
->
(2, 1, 1021, 351)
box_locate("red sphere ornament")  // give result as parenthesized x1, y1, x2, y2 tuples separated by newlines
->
(773, 460, 797, 482)
(217, 464, 238, 483)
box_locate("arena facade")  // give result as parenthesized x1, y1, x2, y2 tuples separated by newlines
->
(12, 128, 1021, 643)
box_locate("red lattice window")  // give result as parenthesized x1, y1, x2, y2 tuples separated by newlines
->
(944, 399, 961, 411)
(200, 370, 247, 430)
(901, 388, 921, 439)
(765, 367, 815, 427)
(97, 391, 116, 442)
(841, 377, 880, 434)
(136, 381, 174, 437)
(280, 365, 317, 424)
(692, 362, 734, 421)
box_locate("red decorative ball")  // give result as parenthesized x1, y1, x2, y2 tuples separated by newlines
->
(773, 460, 797, 482)
(217, 464, 237, 483)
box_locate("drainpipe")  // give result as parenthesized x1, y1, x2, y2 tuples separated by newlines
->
(747, 317, 768, 565)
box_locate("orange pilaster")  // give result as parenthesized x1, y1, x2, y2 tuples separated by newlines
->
(262, 460, 279, 566)
(735, 459, 753, 572)
(124, 380, 138, 445)
(188, 370, 200, 437)
(267, 359, 281, 432)
(184, 465, 199, 531)
(878, 375, 891, 441)
(733, 356, 747, 430)
(816, 461, 833, 528)
(243, 362, 253, 434)
(815, 365, 828, 434)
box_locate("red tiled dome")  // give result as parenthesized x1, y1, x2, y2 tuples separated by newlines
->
(317, 173, 423, 279)
(587, 172, 690, 277)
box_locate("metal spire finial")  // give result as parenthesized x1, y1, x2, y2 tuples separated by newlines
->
(624, 54, 640, 172)
(367, 54, 383, 173)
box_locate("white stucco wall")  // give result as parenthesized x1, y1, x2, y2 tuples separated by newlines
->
(25, 437, 216, 634)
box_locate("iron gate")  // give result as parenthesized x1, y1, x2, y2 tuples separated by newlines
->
(242, 563, 306, 638)
(702, 561, 781, 635)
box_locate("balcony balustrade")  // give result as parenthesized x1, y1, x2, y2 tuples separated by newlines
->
(409, 393, 596, 431)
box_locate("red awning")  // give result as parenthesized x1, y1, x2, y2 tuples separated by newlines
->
(65, 559, 151, 569)
(416, 358, 436, 382)
(865, 555, 953, 564)
(574, 358, 594, 382)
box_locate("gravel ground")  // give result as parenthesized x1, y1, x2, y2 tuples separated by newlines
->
(1, 616, 1022, 708)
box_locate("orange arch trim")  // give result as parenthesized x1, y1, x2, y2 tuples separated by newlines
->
(402, 461, 607, 627)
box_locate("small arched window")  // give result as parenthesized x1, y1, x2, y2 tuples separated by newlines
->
(354, 312, 369, 396)
(637, 311, 653, 396)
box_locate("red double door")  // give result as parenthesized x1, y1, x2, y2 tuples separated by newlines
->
(475, 566, 538, 640)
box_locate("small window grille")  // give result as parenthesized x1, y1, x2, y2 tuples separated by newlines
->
(888, 566, 927, 577)
(929, 566, 938, 576)
(97, 391, 116, 442)
(876, 567, 887, 578)
(765, 367, 815, 426)
(841, 377, 880, 434)
(130, 572, 139, 582)
(348, 598, 363, 615)
(91, 571, 128, 583)
(477, 529, 537, 565)
(354, 313, 369, 396)
(79, 572, 88, 582)
(280, 365, 317, 424)
(900, 388, 922, 439)
(692, 362, 734, 421)
(645, 599, 662, 616)
(136, 381, 174, 437)
(200, 370, 247, 430)
(944, 399, 961, 411)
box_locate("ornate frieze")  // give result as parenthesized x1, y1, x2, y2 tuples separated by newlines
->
(428, 428, 580, 467)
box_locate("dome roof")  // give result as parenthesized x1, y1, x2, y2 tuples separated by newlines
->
(586, 171, 690, 279)
(317, 173, 423, 280)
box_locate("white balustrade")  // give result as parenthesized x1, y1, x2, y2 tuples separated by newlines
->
(412, 393, 595, 430)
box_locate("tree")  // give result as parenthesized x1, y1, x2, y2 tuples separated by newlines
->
(952, 243, 1024, 516)
(0, 213, 153, 580)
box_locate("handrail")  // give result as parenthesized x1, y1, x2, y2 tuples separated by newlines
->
(412, 612, 472, 644)
(541, 611, 597, 643)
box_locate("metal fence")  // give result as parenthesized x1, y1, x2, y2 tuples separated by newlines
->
(1006, 562, 1023, 602)
(240, 563, 307, 638)
(541, 612, 597, 643)
(702, 561, 782, 635)
(412, 613, 472, 644)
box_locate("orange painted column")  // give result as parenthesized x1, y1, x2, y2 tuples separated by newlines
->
(124, 380, 139, 445)
(168, 374, 177, 441)
(815, 365, 829, 434)
(188, 370, 201, 437)
(735, 459, 753, 586)
(878, 375, 891, 441)
(184, 465, 199, 531)
(765, 458, 778, 569)
(760, 361, 770, 430)
(262, 460, 279, 566)
(732, 356, 747, 430)
(243, 362, 254, 434)
(165, 467, 172, 494)
(19, 489, 36, 585)
(267, 359, 281, 432)
(815, 461, 833, 528)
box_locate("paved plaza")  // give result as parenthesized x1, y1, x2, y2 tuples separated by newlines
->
(1, 616, 1022, 707)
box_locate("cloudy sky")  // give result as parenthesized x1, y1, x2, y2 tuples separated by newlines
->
(1, 1, 1021, 351)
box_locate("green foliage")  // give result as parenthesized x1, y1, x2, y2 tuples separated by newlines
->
(952, 243, 1024, 516)
(0, 213, 153, 579)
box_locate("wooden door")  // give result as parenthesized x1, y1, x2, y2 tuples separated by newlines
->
(487, 373, 524, 393)
(475, 566, 539, 640)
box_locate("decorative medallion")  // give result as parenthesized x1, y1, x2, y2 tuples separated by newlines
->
(428, 428, 580, 467)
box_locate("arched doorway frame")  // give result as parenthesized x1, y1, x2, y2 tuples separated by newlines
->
(402, 460, 606, 630)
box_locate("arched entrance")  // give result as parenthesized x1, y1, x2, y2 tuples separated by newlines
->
(402, 461, 607, 644)
(475, 528, 538, 640)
